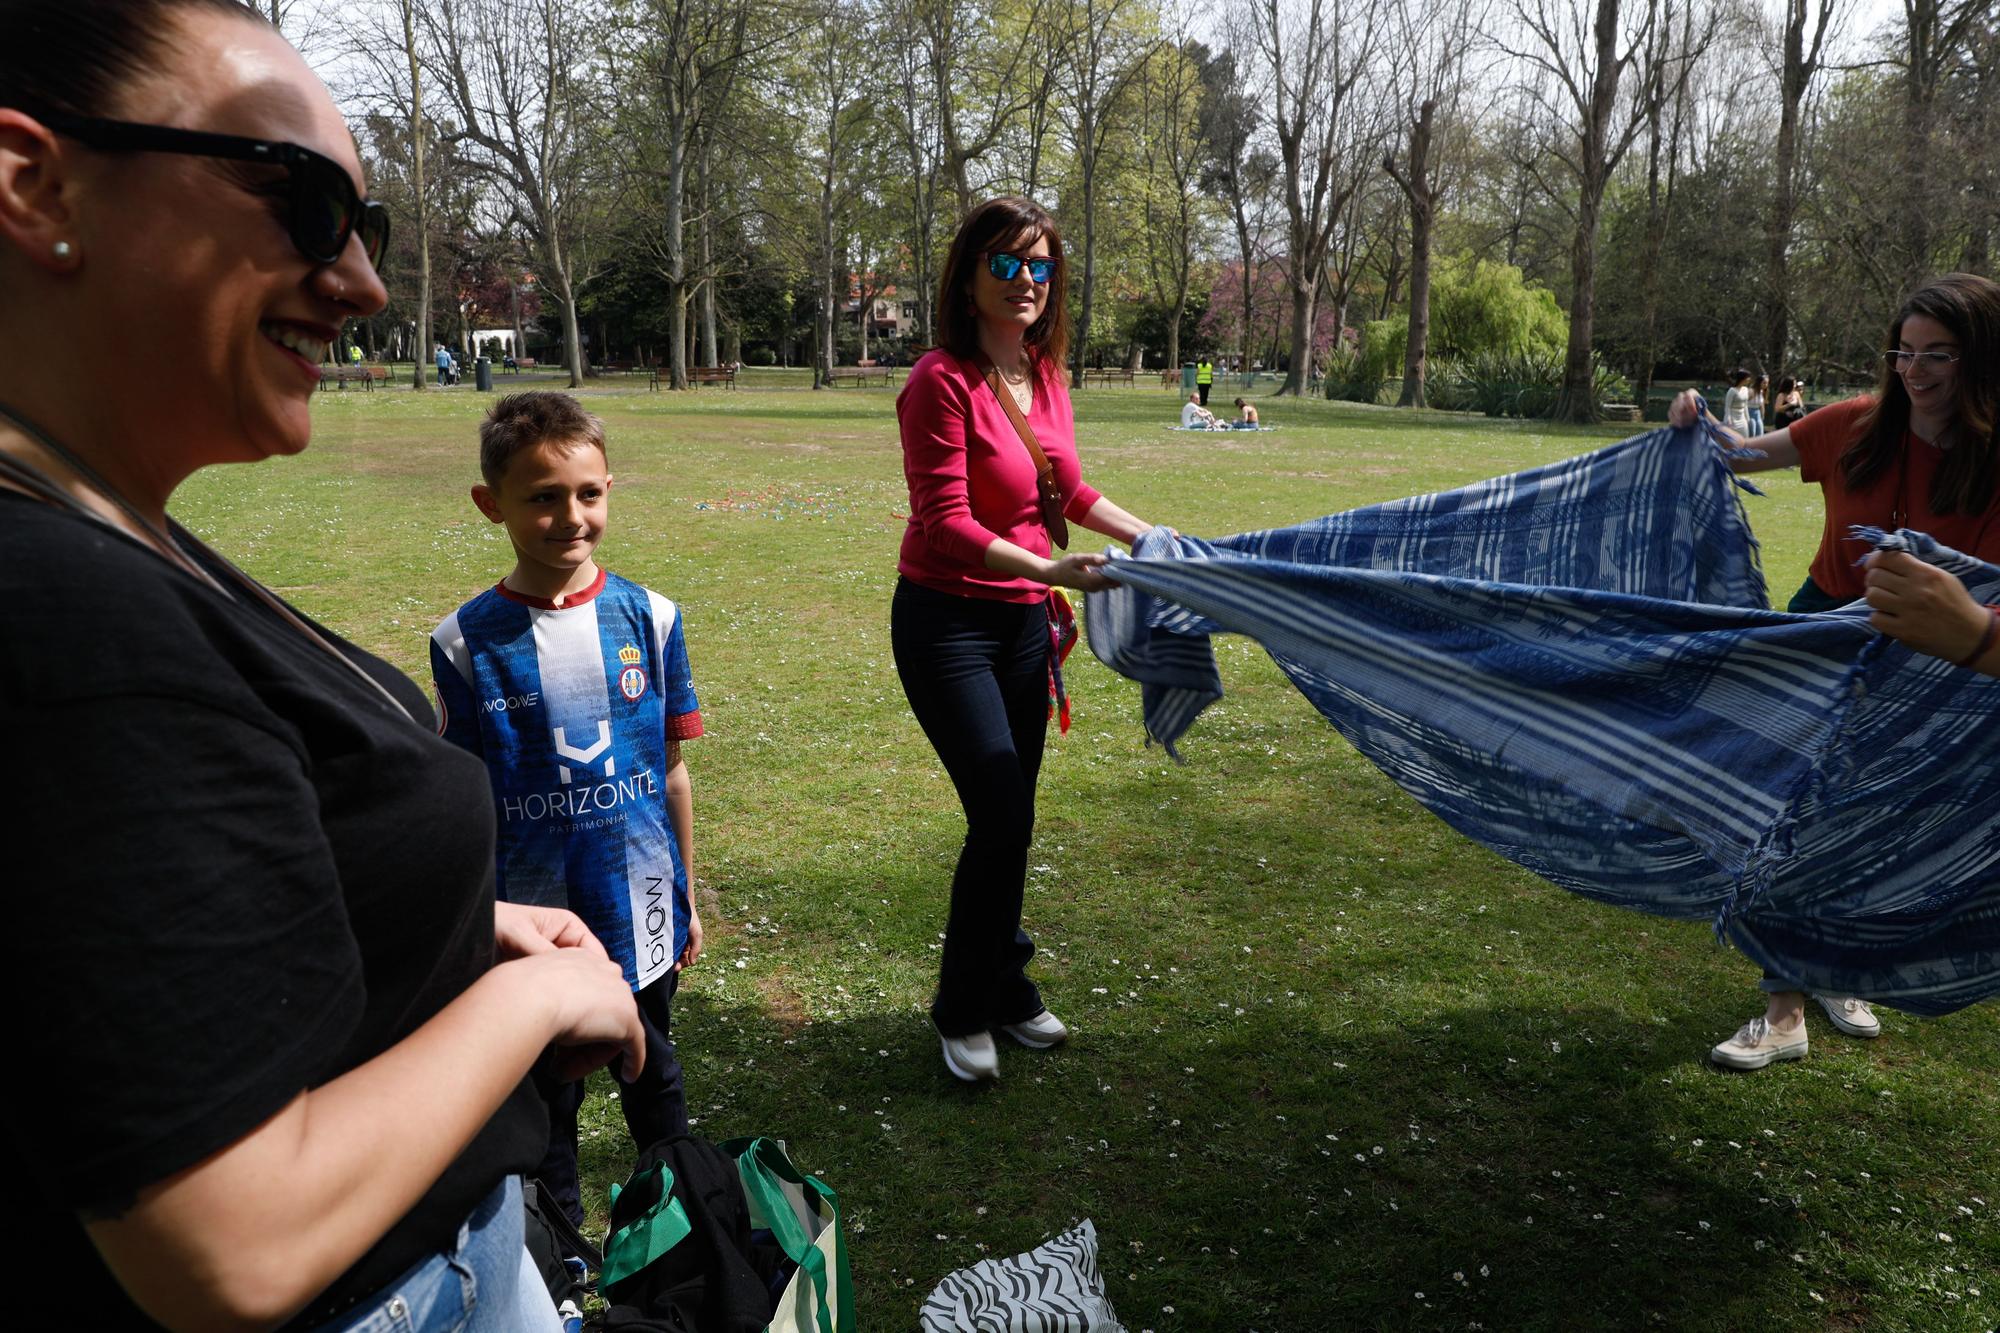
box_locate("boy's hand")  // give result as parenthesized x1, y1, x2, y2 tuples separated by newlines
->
(495, 901, 610, 961)
(678, 907, 704, 970)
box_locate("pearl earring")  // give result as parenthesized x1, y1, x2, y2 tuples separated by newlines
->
(53, 241, 73, 260)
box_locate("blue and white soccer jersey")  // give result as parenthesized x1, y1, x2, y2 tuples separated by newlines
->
(430, 569, 702, 990)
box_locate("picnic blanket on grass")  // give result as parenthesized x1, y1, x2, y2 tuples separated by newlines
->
(1086, 427, 2000, 1014)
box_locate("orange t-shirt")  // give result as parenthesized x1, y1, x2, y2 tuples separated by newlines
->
(1788, 395, 2000, 599)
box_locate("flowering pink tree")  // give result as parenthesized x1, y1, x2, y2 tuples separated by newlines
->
(1199, 257, 1344, 372)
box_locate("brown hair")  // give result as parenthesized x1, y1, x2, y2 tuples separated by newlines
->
(0, 0, 267, 121)
(1841, 272, 2000, 516)
(934, 196, 1070, 377)
(479, 391, 607, 486)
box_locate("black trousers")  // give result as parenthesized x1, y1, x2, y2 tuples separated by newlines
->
(533, 965, 686, 1227)
(1197, 381, 1210, 406)
(891, 576, 1050, 1037)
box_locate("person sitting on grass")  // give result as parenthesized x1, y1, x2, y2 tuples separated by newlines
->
(1669, 271, 2000, 1071)
(1234, 397, 1260, 429)
(1181, 390, 1221, 430)
(432, 390, 707, 1234)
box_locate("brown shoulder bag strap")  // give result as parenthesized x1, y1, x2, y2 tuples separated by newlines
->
(972, 353, 1069, 550)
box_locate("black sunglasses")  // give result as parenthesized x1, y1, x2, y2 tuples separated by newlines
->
(986, 251, 1056, 284)
(38, 110, 391, 272)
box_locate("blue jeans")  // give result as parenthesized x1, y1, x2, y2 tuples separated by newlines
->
(1748, 408, 1764, 436)
(311, 1178, 563, 1333)
(891, 576, 1049, 1036)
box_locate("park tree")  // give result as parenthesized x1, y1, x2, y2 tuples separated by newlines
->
(912, 0, 1050, 213)
(1252, 0, 1381, 396)
(1494, 0, 1680, 421)
(1052, 0, 1156, 384)
(786, 0, 879, 385)
(1891, 0, 1988, 287)
(346, 0, 441, 385)
(423, 0, 610, 387)
(1381, 0, 1487, 407)
(626, 0, 753, 388)
(883, 0, 950, 346)
(1760, 0, 1845, 376)
(1197, 40, 1279, 372)
(1135, 40, 1220, 373)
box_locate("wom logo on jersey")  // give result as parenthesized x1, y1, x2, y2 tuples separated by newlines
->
(616, 641, 649, 701)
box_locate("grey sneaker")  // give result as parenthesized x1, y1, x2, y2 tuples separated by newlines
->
(1813, 995, 1882, 1038)
(939, 1029, 999, 1082)
(997, 1009, 1070, 1050)
(1711, 1016, 1809, 1070)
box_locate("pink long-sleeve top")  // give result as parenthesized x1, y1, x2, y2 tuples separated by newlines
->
(896, 348, 1104, 603)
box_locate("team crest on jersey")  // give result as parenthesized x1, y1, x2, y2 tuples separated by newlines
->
(616, 642, 648, 701)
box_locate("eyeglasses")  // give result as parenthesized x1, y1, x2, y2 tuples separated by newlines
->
(986, 251, 1056, 284)
(1883, 349, 1960, 371)
(38, 110, 391, 273)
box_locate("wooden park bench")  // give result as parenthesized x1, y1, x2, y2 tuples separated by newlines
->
(826, 367, 896, 387)
(649, 364, 739, 390)
(502, 356, 537, 374)
(1080, 367, 1136, 387)
(1161, 369, 1183, 389)
(318, 365, 388, 392)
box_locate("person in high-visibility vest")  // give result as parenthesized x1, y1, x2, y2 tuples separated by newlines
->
(348, 343, 363, 365)
(1195, 358, 1214, 406)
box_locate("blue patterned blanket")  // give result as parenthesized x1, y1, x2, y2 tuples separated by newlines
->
(1086, 427, 1999, 1014)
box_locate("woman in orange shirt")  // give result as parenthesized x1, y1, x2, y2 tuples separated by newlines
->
(1669, 271, 1999, 1070)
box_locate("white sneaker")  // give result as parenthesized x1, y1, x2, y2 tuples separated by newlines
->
(997, 1009, 1070, 1050)
(1710, 1016, 1809, 1070)
(1813, 995, 1882, 1038)
(939, 1030, 999, 1082)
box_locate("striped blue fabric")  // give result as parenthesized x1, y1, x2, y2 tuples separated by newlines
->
(1086, 428, 2000, 1014)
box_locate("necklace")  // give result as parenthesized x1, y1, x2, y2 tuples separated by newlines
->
(0, 401, 419, 725)
(0, 404, 223, 593)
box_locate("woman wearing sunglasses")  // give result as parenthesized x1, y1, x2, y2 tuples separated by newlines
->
(0, 2, 644, 1328)
(894, 196, 1167, 1083)
(1668, 271, 2000, 1070)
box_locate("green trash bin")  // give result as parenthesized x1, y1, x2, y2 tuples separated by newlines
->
(1181, 363, 1197, 394)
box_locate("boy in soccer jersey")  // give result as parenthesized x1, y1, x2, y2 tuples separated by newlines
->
(429, 391, 705, 1228)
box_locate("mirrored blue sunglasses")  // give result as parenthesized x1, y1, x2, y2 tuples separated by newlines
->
(986, 251, 1055, 284)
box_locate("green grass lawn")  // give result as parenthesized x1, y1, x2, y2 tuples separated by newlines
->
(177, 380, 1996, 1332)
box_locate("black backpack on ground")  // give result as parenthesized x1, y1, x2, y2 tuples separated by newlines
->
(593, 1135, 788, 1333)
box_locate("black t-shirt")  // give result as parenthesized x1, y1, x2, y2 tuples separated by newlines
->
(0, 494, 545, 1327)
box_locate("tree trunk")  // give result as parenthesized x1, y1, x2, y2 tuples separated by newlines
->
(1235, 211, 1255, 373)
(558, 287, 583, 388)
(697, 138, 718, 368)
(1554, 0, 1625, 424)
(1073, 129, 1098, 388)
(1557, 182, 1604, 422)
(402, 0, 430, 390)
(510, 280, 525, 364)
(1393, 99, 1436, 409)
(1762, 0, 1829, 376)
(1283, 267, 1317, 397)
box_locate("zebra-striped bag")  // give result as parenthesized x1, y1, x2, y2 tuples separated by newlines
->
(920, 1218, 1125, 1332)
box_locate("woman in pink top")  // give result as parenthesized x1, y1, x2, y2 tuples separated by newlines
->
(893, 196, 1163, 1083)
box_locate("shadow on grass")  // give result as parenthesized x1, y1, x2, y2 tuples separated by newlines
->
(577, 988, 1813, 1331)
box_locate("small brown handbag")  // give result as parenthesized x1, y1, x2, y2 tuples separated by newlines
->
(974, 353, 1069, 550)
